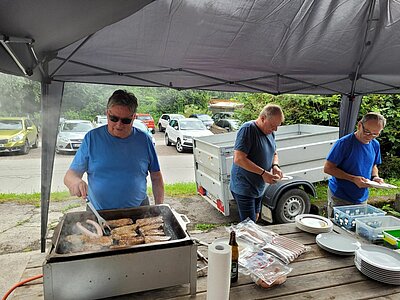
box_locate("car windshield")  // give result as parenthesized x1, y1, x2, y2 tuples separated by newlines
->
(0, 119, 23, 130)
(62, 122, 93, 132)
(180, 120, 206, 130)
(197, 115, 212, 121)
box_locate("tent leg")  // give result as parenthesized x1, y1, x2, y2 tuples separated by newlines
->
(339, 95, 362, 137)
(40, 81, 64, 252)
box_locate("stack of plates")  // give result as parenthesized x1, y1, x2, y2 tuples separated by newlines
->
(295, 214, 333, 234)
(354, 245, 400, 285)
(316, 232, 360, 255)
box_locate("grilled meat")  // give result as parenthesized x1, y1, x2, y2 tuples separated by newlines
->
(117, 236, 145, 246)
(144, 236, 171, 244)
(106, 218, 134, 228)
(141, 229, 165, 236)
(135, 216, 163, 227)
(112, 232, 139, 240)
(139, 223, 163, 233)
(111, 224, 139, 235)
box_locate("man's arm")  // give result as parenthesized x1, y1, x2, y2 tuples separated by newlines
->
(271, 152, 283, 178)
(233, 150, 280, 184)
(64, 169, 88, 199)
(371, 165, 384, 183)
(323, 160, 370, 188)
(150, 171, 164, 204)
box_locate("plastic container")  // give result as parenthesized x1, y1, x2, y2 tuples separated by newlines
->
(333, 204, 386, 230)
(382, 229, 400, 249)
(355, 215, 400, 242)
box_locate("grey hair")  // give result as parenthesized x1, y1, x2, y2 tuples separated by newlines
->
(259, 103, 284, 122)
(361, 112, 386, 127)
(107, 90, 138, 114)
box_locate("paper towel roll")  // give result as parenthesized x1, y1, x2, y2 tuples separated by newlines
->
(207, 242, 232, 300)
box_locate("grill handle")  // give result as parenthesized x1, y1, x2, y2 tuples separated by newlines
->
(171, 208, 190, 231)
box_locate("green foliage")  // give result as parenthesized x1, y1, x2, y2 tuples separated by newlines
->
(379, 156, 400, 179)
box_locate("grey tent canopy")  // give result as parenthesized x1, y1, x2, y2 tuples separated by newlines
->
(1, 0, 399, 251)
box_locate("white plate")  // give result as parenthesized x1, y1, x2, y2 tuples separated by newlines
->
(365, 179, 398, 189)
(280, 175, 293, 181)
(356, 245, 400, 271)
(212, 237, 254, 251)
(296, 214, 333, 228)
(316, 232, 361, 255)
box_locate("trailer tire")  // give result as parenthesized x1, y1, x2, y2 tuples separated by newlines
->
(274, 188, 310, 224)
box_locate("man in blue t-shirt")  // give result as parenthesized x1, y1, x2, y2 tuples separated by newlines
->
(324, 112, 386, 217)
(64, 90, 164, 210)
(230, 104, 284, 222)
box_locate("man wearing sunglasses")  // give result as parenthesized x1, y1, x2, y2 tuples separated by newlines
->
(64, 89, 164, 210)
(324, 112, 386, 217)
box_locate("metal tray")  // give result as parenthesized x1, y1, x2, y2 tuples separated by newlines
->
(47, 204, 192, 262)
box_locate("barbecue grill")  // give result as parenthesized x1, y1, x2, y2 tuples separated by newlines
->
(43, 204, 197, 300)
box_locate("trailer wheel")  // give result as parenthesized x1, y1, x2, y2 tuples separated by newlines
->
(274, 188, 310, 223)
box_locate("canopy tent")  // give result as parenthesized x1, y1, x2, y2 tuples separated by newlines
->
(1, 0, 399, 251)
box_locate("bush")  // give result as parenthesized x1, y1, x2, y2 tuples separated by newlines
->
(379, 156, 400, 179)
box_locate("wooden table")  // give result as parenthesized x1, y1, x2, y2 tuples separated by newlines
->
(11, 223, 400, 299)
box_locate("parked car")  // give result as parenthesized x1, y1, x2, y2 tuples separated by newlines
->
(136, 113, 155, 134)
(189, 113, 214, 129)
(214, 118, 240, 132)
(133, 119, 156, 146)
(93, 115, 107, 128)
(165, 118, 213, 153)
(157, 113, 185, 132)
(0, 117, 39, 154)
(56, 120, 94, 154)
(212, 111, 235, 122)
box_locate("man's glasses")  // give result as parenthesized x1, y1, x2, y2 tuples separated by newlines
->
(361, 122, 380, 137)
(108, 114, 133, 125)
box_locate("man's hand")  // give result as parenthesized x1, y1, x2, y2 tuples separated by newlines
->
(372, 176, 384, 184)
(352, 176, 371, 188)
(272, 165, 283, 179)
(69, 179, 88, 199)
(262, 171, 281, 184)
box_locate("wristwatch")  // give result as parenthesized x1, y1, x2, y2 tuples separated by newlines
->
(272, 163, 280, 168)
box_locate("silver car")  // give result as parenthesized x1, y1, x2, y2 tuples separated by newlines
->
(56, 120, 94, 154)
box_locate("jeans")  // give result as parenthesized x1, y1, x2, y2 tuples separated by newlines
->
(231, 191, 263, 222)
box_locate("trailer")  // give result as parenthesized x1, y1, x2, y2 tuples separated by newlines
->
(193, 124, 339, 223)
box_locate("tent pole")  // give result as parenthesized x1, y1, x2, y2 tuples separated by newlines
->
(40, 80, 64, 252)
(339, 94, 362, 138)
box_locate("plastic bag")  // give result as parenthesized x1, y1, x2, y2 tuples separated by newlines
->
(238, 247, 292, 286)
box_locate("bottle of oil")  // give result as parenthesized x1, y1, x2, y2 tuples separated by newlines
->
(229, 231, 239, 283)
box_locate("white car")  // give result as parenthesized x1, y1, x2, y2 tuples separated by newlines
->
(165, 118, 213, 153)
(56, 120, 94, 154)
(157, 113, 185, 132)
(93, 115, 107, 127)
(133, 119, 155, 146)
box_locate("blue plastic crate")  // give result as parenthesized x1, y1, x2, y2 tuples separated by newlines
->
(333, 204, 386, 230)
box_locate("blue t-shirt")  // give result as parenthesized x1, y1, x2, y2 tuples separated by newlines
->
(69, 125, 160, 210)
(230, 121, 276, 198)
(327, 133, 381, 204)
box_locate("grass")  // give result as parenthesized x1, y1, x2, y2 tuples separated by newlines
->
(0, 180, 398, 208)
(0, 182, 198, 206)
(195, 223, 227, 231)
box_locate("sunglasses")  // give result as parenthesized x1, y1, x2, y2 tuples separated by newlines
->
(108, 114, 133, 125)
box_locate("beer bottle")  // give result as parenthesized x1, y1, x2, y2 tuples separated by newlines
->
(229, 231, 239, 283)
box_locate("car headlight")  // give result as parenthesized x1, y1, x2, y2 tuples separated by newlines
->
(59, 136, 70, 143)
(10, 133, 24, 142)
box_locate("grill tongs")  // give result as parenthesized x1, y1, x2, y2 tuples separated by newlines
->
(86, 197, 112, 236)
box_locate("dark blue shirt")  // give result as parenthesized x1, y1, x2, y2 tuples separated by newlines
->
(230, 121, 276, 198)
